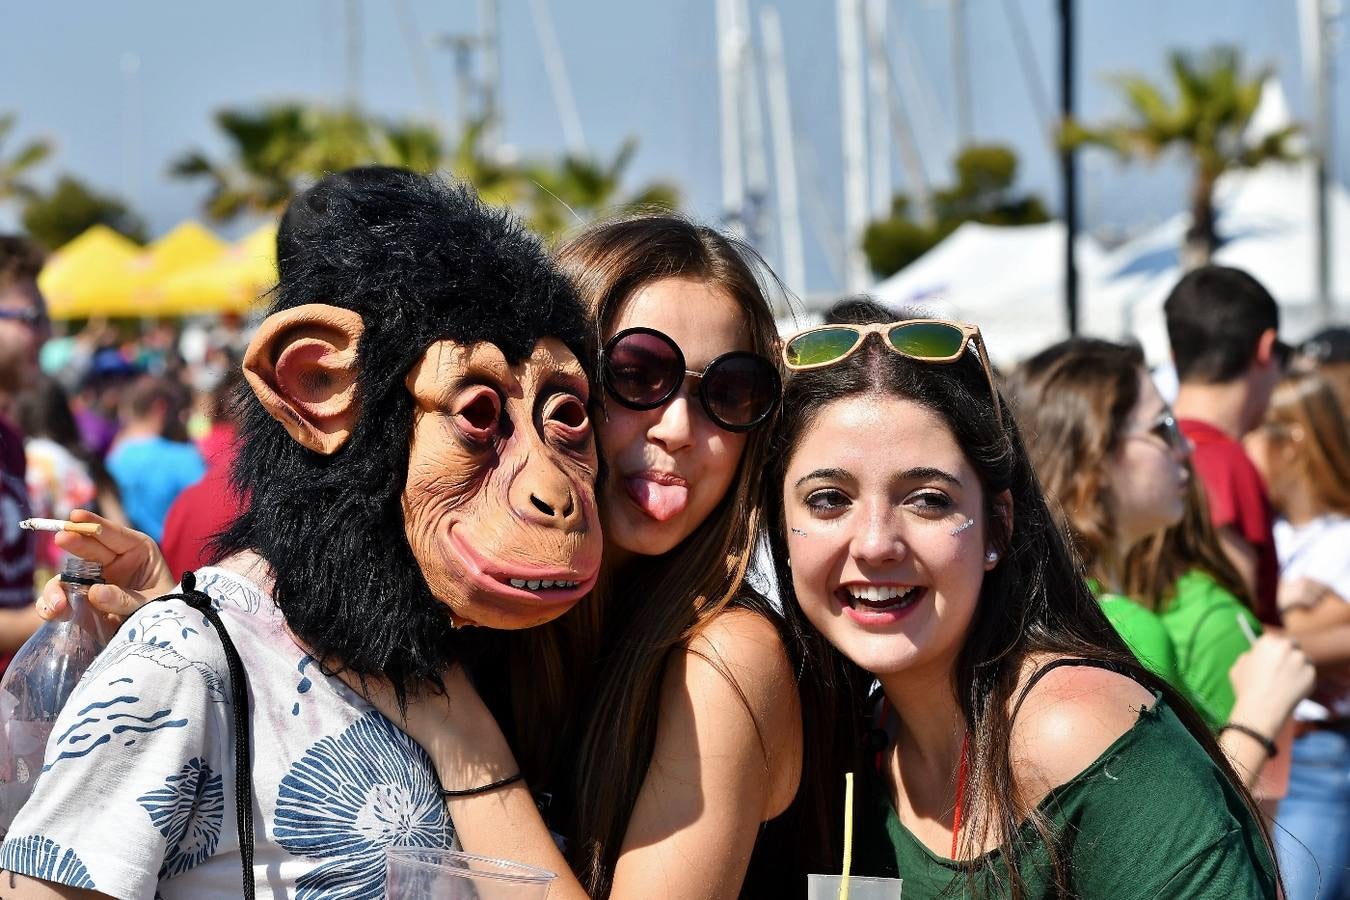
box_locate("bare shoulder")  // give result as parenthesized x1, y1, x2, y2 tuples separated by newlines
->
(1010, 658, 1157, 802)
(659, 607, 802, 816)
(678, 607, 799, 722)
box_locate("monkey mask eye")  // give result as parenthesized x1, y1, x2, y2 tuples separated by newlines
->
(543, 392, 590, 444)
(454, 387, 502, 445)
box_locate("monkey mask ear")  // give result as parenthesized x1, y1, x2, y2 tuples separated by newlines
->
(243, 303, 364, 455)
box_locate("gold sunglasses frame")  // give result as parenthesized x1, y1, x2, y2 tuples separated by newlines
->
(781, 319, 1004, 430)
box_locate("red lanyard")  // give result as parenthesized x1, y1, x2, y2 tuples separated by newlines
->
(951, 732, 970, 859)
(875, 700, 971, 860)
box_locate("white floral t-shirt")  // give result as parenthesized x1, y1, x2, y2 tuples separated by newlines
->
(0, 564, 454, 899)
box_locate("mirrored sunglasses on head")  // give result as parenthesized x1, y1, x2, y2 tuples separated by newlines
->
(601, 327, 781, 433)
(781, 319, 1003, 429)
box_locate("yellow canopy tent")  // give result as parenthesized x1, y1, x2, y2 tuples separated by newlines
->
(133, 222, 229, 316)
(38, 226, 142, 320)
(156, 221, 278, 315)
(40, 221, 277, 319)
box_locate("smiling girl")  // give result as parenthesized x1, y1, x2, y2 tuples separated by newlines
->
(763, 309, 1278, 897)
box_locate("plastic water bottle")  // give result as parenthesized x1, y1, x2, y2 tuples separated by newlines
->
(0, 558, 109, 835)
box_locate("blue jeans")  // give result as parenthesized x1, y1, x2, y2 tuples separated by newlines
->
(1277, 728, 1350, 900)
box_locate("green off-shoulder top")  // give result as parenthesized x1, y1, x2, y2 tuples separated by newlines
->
(852, 694, 1277, 899)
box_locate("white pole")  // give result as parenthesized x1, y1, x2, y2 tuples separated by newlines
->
(391, 0, 446, 131)
(837, 0, 871, 292)
(949, 0, 972, 144)
(894, 22, 953, 177)
(479, 0, 501, 156)
(865, 0, 892, 219)
(528, 0, 588, 156)
(120, 52, 142, 205)
(760, 6, 807, 298)
(1297, 0, 1332, 321)
(716, 0, 747, 236)
(344, 0, 362, 108)
(875, 36, 935, 225)
(738, 0, 770, 249)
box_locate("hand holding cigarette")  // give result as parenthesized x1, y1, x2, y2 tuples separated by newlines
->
(21, 517, 104, 536)
(32, 510, 175, 624)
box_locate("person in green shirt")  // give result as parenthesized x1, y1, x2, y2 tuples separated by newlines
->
(1010, 339, 1312, 788)
(765, 312, 1279, 898)
(1122, 465, 1283, 730)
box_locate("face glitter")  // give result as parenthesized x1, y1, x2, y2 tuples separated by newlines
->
(791, 527, 808, 537)
(949, 518, 976, 536)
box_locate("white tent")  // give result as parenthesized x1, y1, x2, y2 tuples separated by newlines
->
(870, 221, 1106, 364)
(862, 80, 1347, 366)
(1086, 159, 1350, 363)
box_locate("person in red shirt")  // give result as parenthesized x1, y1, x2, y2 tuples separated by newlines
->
(1165, 265, 1287, 625)
(159, 367, 245, 578)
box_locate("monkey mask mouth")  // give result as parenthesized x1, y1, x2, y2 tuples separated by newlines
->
(442, 525, 601, 621)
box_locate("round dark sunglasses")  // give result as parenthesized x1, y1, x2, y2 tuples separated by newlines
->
(601, 327, 781, 433)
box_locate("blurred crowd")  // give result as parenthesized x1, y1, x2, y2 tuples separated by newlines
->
(0, 237, 248, 611)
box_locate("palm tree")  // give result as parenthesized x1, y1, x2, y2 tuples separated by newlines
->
(170, 102, 679, 242)
(1066, 46, 1301, 267)
(0, 113, 53, 207)
(862, 144, 1049, 279)
(21, 174, 147, 249)
(169, 104, 454, 222)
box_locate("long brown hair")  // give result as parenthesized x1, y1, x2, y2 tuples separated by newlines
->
(1004, 338, 1144, 587)
(531, 215, 784, 896)
(1122, 469, 1252, 611)
(766, 324, 1272, 898)
(1262, 369, 1350, 516)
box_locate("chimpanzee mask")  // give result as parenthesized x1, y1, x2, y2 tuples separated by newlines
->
(244, 308, 601, 630)
(214, 167, 601, 691)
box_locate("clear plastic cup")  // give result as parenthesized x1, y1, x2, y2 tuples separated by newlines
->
(385, 847, 555, 899)
(806, 873, 903, 899)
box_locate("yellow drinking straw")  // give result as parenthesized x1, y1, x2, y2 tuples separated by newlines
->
(840, 771, 855, 900)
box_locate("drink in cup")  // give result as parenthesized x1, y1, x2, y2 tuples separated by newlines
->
(385, 847, 555, 900)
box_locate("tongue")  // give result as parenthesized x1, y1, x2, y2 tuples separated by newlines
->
(625, 477, 689, 522)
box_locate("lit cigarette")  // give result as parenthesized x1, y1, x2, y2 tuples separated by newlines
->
(19, 518, 103, 536)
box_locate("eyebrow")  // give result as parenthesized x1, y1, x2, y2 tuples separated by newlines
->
(544, 370, 590, 399)
(795, 467, 852, 489)
(793, 465, 962, 489)
(901, 466, 961, 487)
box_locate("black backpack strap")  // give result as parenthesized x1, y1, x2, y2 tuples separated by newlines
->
(153, 570, 254, 900)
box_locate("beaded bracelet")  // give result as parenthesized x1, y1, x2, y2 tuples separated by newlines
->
(1220, 723, 1277, 758)
(440, 772, 524, 798)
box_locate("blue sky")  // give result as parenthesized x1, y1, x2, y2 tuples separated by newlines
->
(2, 1, 1344, 294)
